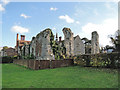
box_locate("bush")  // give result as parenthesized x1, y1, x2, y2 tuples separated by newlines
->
(74, 52, 120, 69)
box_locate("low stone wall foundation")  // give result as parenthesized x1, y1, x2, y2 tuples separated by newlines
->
(13, 59, 74, 70)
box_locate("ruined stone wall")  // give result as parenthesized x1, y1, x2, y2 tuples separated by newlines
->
(18, 28, 100, 59)
(30, 37, 36, 57)
(35, 29, 53, 60)
(25, 45, 30, 56)
(74, 35, 85, 55)
(17, 41, 21, 57)
(91, 31, 99, 54)
(85, 44, 91, 54)
(63, 28, 74, 56)
(18, 29, 54, 60)
(13, 59, 74, 70)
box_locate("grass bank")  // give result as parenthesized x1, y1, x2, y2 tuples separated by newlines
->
(2, 64, 118, 88)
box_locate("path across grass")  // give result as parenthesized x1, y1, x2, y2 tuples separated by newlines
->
(2, 64, 118, 88)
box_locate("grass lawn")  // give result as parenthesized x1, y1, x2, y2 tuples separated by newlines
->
(2, 64, 118, 88)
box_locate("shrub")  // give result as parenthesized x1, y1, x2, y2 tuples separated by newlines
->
(74, 52, 120, 69)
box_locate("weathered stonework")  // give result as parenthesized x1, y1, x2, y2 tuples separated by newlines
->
(21, 45, 25, 57)
(24, 44, 30, 56)
(30, 37, 36, 57)
(62, 28, 74, 56)
(91, 31, 99, 54)
(17, 27, 100, 60)
(35, 29, 53, 60)
(74, 35, 85, 55)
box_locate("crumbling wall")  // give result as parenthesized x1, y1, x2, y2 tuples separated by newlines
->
(13, 59, 74, 70)
(21, 46, 25, 57)
(30, 37, 36, 57)
(74, 35, 85, 55)
(24, 44, 30, 56)
(91, 31, 99, 54)
(18, 28, 100, 60)
(17, 41, 21, 57)
(35, 28, 53, 60)
(62, 28, 74, 56)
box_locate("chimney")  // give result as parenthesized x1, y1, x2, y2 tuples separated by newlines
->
(59, 36, 62, 42)
(21, 35, 25, 41)
(16, 33, 19, 47)
(17, 33, 19, 41)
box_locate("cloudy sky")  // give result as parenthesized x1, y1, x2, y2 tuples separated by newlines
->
(1, 0, 118, 47)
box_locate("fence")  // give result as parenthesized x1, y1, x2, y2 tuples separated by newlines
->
(74, 52, 120, 68)
(13, 59, 74, 70)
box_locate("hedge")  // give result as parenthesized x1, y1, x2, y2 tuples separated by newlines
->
(0, 56, 15, 63)
(74, 52, 120, 69)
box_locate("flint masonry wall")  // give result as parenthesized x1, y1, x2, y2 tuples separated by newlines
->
(30, 37, 36, 57)
(13, 59, 74, 70)
(74, 35, 85, 55)
(29, 29, 53, 60)
(63, 28, 74, 56)
(91, 31, 99, 54)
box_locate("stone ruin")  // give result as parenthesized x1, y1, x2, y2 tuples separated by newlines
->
(17, 28, 99, 60)
(63, 28, 74, 56)
(29, 29, 53, 60)
(91, 31, 99, 54)
(35, 29, 53, 60)
(74, 35, 85, 55)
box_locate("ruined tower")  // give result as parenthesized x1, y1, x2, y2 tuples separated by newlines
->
(62, 28, 74, 56)
(91, 31, 99, 54)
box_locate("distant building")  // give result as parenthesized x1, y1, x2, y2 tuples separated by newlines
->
(3, 47, 17, 57)
(0, 47, 3, 56)
(15, 33, 31, 51)
(0, 47, 17, 57)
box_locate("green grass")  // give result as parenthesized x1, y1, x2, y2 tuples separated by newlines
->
(2, 64, 118, 88)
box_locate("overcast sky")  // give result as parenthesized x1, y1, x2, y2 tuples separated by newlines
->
(0, 0, 118, 47)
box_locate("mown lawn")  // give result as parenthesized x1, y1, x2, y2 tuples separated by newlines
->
(2, 64, 118, 88)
